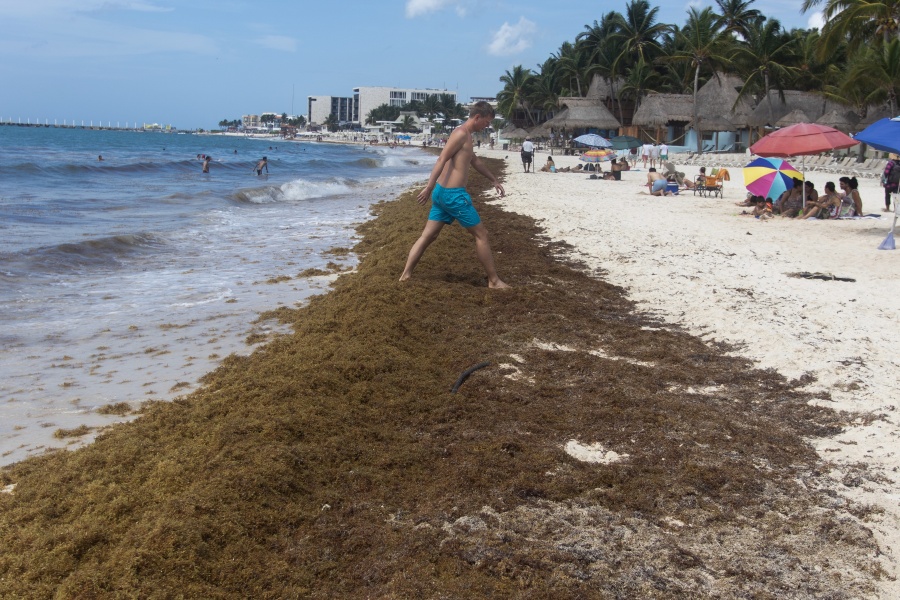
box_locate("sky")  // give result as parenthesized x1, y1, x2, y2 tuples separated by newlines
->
(0, 0, 822, 130)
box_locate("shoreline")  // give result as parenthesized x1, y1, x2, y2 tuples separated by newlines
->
(483, 146, 900, 598)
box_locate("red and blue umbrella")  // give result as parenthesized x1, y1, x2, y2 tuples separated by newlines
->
(743, 157, 803, 200)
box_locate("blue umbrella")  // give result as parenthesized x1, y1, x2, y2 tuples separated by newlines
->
(855, 117, 900, 249)
(854, 117, 900, 154)
(573, 133, 611, 148)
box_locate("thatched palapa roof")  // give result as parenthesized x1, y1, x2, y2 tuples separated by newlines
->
(748, 91, 841, 127)
(857, 105, 893, 128)
(586, 74, 626, 100)
(775, 109, 812, 127)
(631, 93, 693, 127)
(537, 97, 621, 132)
(815, 109, 859, 132)
(632, 75, 751, 131)
(695, 73, 752, 129)
(501, 126, 531, 139)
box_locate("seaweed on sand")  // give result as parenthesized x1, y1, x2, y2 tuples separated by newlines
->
(0, 161, 881, 598)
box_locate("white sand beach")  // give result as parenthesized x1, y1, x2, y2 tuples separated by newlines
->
(481, 147, 900, 598)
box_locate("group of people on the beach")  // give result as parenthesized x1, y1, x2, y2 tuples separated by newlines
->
(534, 155, 629, 180)
(737, 176, 865, 219)
(639, 141, 669, 169)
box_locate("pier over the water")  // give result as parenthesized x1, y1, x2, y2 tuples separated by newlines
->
(0, 118, 177, 131)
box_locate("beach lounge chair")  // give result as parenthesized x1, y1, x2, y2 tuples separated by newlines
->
(853, 157, 883, 178)
(693, 168, 730, 198)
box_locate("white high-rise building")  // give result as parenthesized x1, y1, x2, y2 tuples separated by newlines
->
(307, 96, 355, 127)
(352, 86, 457, 126)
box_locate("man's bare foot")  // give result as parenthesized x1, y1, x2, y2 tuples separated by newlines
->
(489, 279, 511, 289)
(399, 273, 411, 282)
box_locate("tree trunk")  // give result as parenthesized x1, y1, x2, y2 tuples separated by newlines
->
(610, 78, 625, 125)
(694, 65, 702, 155)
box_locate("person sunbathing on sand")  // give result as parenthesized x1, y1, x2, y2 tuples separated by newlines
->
(399, 101, 509, 288)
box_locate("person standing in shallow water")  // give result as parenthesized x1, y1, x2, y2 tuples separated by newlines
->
(255, 156, 268, 175)
(399, 101, 510, 288)
(202, 155, 211, 173)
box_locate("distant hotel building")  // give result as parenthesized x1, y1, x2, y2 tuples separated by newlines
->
(468, 96, 497, 108)
(306, 86, 459, 128)
(307, 96, 354, 127)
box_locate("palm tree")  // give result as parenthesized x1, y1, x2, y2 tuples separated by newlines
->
(715, 0, 764, 38)
(732, 18, 799, 131)
(578, 13, 628, 122)
(399, 115, 417, 133)
(663, 7, 734, 153)
(497, 65, 537, 126)
(554, 41, 591, 97)
(802, 0, 900, 54)
(365, 104, 400, 126)
(619, 57, 660, 112)
(325, 114, 339, 132)
(789, 28, 844, 91)
(530, 58, 562, 115)
(610, 0, 669, 65)
(422, 95, 441, 121)
(844, 38, 900, 114)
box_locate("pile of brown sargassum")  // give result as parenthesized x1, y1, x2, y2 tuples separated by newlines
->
(0, 159, 882, 598)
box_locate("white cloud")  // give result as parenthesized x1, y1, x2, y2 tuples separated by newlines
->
(487, 17, 536, 56)
(405, 0, 471, 18)
(255, 35, 297, 53)
(807, 11, 825, 30)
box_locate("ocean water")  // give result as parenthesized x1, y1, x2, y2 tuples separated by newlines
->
(0, 127, 433, 465)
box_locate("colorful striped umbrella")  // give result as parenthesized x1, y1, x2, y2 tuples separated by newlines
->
(579, 149, 616, 163)
(743, 157, 803, 200)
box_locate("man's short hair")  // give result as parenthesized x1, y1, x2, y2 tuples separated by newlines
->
(469, 101, 495, 119)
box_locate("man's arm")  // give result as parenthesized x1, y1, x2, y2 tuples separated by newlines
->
(415, 129, 467, 205)
(471, 155, 505, 197)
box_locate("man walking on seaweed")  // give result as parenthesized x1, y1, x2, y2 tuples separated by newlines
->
(400, 101, 510, 288)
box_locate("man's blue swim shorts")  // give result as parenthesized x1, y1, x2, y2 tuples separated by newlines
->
(428, 183, 481, 228)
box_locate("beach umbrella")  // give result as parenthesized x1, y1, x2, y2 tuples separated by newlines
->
(856, 117, 900, 249)
(743, 157, 803, 201)
(854, 117, 900, 154)
(609, 135, 643, 150)
(750, 122, 858, 158)
(574, 133, 612, 148)
(750, 122, 859, 208)
(579, 149, 615, 162)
